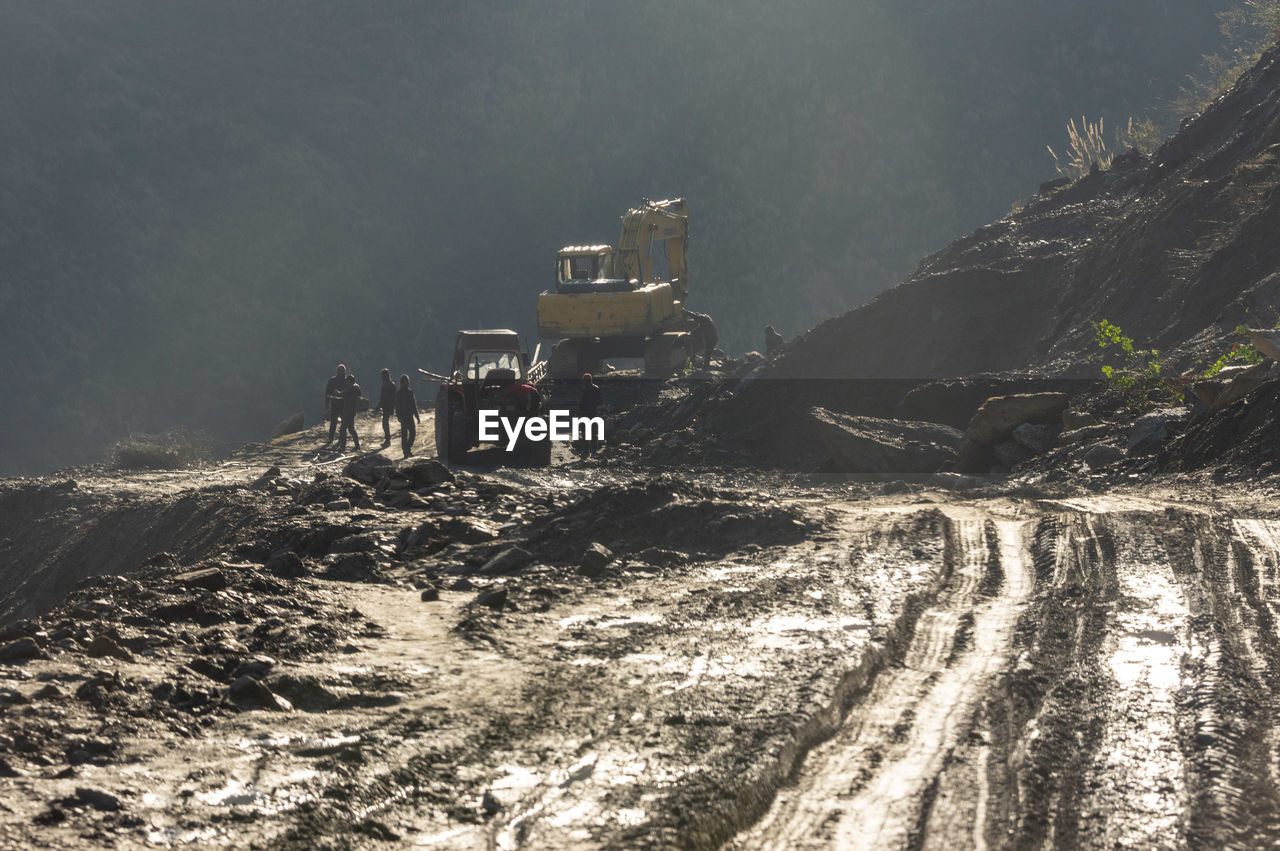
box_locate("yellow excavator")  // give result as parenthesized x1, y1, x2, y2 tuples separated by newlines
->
(537, 197, 709, 377)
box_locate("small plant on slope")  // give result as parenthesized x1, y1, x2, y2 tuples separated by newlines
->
(1092, 319, 1180, 411)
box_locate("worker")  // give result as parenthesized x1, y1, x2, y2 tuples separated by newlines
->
(337, 373, 363, 452)
(395, 374, 421, 457)
(373, 368, 397, 448)
(503, 375, 542, 415)
(687, 311, 718, 368)
(765, 325, 785, 356)
(324, 363, 347, 444)
(577, 372, 607, 455)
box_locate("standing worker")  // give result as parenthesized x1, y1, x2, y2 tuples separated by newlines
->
(324, 364, 347, 445)
(765, 325, 785, 356)
(373, 368, 397, 448)
(395, 374, 421, 457)
(337, 373, 363, 452)
(686, 310, 718, 368)
(577, 372, 607, 455)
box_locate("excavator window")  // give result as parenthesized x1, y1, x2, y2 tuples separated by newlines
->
(559, 255, 599, 282)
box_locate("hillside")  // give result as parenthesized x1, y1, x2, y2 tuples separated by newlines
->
(717, 40, 1280, 462)
(0, 0, 1238, 475)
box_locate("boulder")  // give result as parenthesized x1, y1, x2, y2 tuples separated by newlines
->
(0, 637, 47, 664)
(1062, 410, 1098, 429)
(323, 499, 352, 512)
(1083, 443, 1125, 469)
(1127, 409, 1184, 456)
(1055, 423, 1111, 447)
(929, 472, 983, 491)
(86, 635, 134, 663)
(955, 393, 1068, 472)
(74, 787, 122, 812)
(579, 543, 614, 577)
(478, 546, 534, 576)
(228, 676, 292, 712)
(270, 412, 306, 439)
(475, 586, 509, 611)
(1011, 422, 1053, 455)
(397, 457, 455, 487)
(1210, 363, 1270, 411)
(992, 439, 1033, 469)
(174, 567, 227, 592)
(264, 551, 306, 578)
(343, 452, 396, 485)
(809, 408, 962, 476)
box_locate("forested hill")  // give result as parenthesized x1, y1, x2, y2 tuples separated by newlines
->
(0, 0, 1237, 474)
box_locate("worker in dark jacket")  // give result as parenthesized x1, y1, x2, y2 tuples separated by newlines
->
(324, 364, 347, 444)
(337, 373, 363, 451)
(576, 372, 606, 455)
(687, 310, 718, 368)
(373, 368, 397, 447)
(395, 374, 421, 457)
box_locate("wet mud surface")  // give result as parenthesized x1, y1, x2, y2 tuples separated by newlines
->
(4, 419, 1280, 848)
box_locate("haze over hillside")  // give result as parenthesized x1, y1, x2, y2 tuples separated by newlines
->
(0, 0, 1239, 475)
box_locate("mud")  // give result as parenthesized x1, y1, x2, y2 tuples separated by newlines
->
(4, 411, 1280, 849)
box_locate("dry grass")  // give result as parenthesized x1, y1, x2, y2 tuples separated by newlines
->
(1047, 116, 1112, 179)
(108, 428, 214, 470)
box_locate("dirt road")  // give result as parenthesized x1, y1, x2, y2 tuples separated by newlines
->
(3, 428, 1280, 848)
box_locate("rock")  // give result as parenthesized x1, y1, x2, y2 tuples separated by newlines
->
(809, 407, 963, 475)
(324, 499, 352, 512)
(74, 787, 122, 812)
(1062, 410, 1098, 429)
(174, 567, 227, 592)
(475, 586, 509, 611)
(251, 465, 283, 490)
(228, 676, 292, 712)
(955, 393, 1068, 472)
(264, 551, 306, 578)
(1127, 409, 1182, 455)
(478, 546, 534, 576)
(1211, 363, 1270, 411)
(1191, 378, 1227, 408)
(1055, 423, 1111, 447)
(929, 471, 982, 490)
(0, 637, 47, 664)
(481, 789, 505, 816)
(635, 547, 687, 567)
(420, 588, 440, 602)
(330, 534, 377, 554)
(578, 543, 614, 577)
(343, 452, 397, 485)
(439, 517, 500, 544)
(86, 634, 135, 663)
(1011, 422, 1053, 454)
(1083, 443, 1125, 469)
(992, 439, 1033, 469)
(231, 656, 276, 680)
(270, 412, 306, 439)
(381, 490, 430, 510)
(322, 552, 382, 582)
(398, 457, 455, 487)
(450, 578, 476, 592)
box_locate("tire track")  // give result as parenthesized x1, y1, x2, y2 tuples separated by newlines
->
(733, 509, 1033, 850)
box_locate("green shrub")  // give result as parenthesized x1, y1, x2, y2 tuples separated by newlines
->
(1092, 319, 1180, 411)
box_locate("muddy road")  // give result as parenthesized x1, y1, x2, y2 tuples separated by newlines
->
(2, 425, 1280, 848)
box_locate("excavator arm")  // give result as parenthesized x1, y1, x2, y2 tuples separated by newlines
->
(613, 198, 690, 303)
